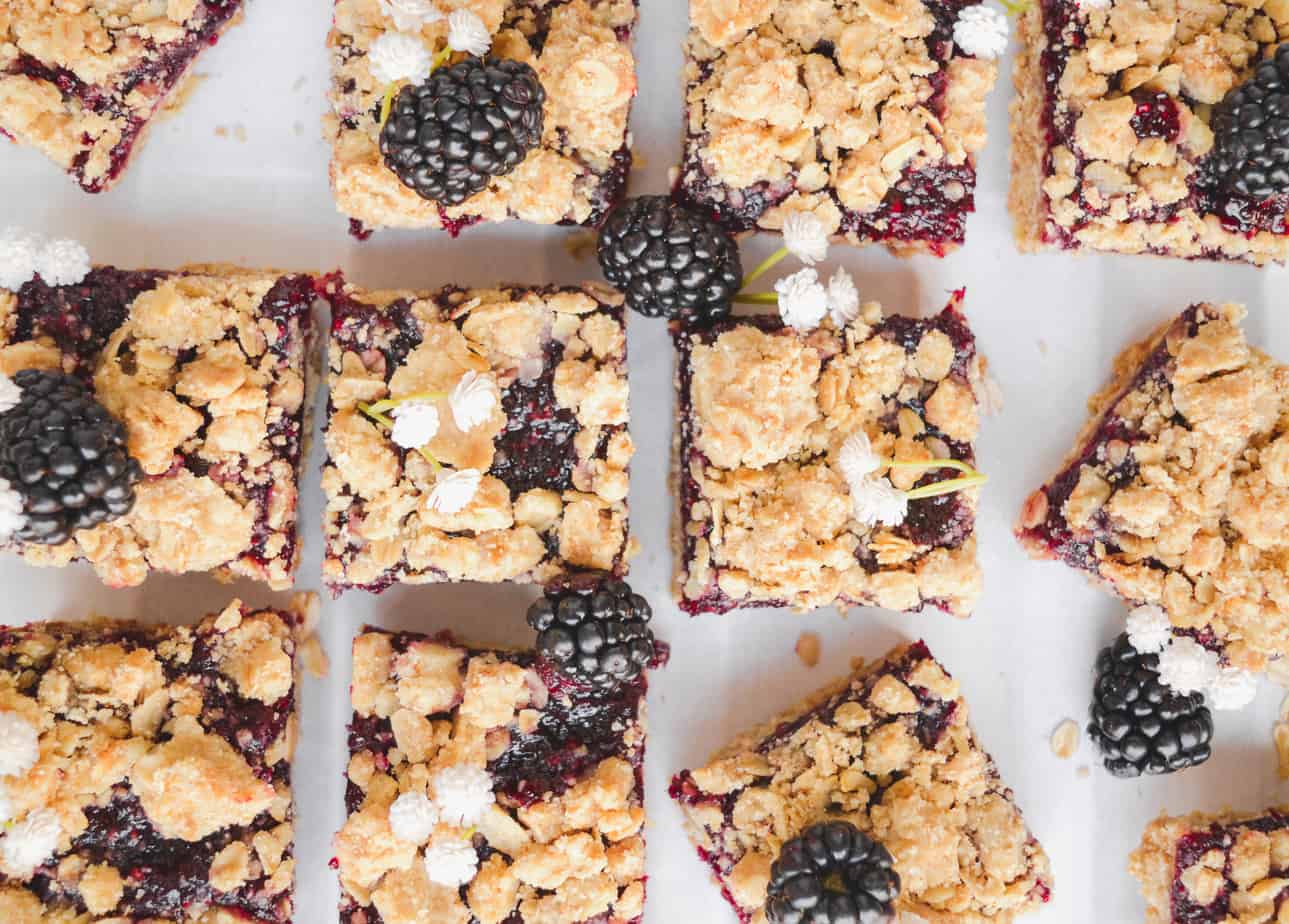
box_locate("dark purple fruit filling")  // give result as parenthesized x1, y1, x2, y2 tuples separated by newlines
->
(1131, 90, 1181, 142)
(1170, 813, 1289, 923)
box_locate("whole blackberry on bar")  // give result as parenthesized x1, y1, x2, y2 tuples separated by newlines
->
(1088, 633, 1213, 778)
(381, 57, 546, 207)
(1210, 44, 1289, 198)
(527, 579, 655, 689)
(597, 195, 743, 326)
(0, 370, 142, 546)
(765, 821, 900, 924)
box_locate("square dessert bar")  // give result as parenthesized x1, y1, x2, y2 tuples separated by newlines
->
(1017, 303, 1289, 673)
(335, 626, 655, 924)
(321, 277, 632, 592)
(670, 640, 1054, 922)
(0, 265, 316, 589)
(674, 292, 986, 616)
(678, 0, 998, 255)
(1130, 807, 1289, 923)
(1010, 0, 1289, 263)
(0, 597, 304, 923)
(325, 0, 636, 234)
(0, 0, 249, 192)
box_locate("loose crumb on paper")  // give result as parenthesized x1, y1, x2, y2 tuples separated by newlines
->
(301, 636, 329, 679)
(1037, 339, 1048, 355)
(1275, 694, 1289, 779)
(795, 632, 821, 668)
(563, 231, 598, 262)
(1076, 765, 1090, 779)
(292, 75, 308, 91)
(1050, 719, 1080, 759)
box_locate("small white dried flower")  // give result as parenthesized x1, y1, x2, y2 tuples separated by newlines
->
(837, 431, 881, 484)
(390, 400, 440, 449)
(1, 809, 61, 877)
(34, 239, 90, 286)
(0, 479, 26, 544)
(1156, 638, 1220, 694)
(447, 9, 491, 56)
(423, 834, 479, 886)
(0, 711, 39, 777)
(850, 477, 908, 528)
(378, 0, 443, 31)
(0, 374, 21, 414)
(826, 268, 859, 327)
(449, 371, 498, 431)
(428, 468, 482, 514)
(432, 764, 494, 826)
(1124, 605, 1172, 655)
(953, 5, 1009, 59)
(774, 268, 828, 331)
(369, 31, 434, 84)
(388, 791, 439, 844)
(1076, 0, 1111, 9)
(781, 212, 828, 265)
(1207, 666, 1257, 711)
(0, 228, 43, 291)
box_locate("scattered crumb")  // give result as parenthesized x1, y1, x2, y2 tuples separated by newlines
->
(1037, 339, 1048, 355)
(1050, 719, 1080, 759)
(300, 636, 329, 679)
(214, 125, 228, 138)
(1275, 697, 1289, 779)
(563, 231, 598, 262)
(631, 148, 647, 169)
(292, 75, 308, 91)
(234, 123, 247, 142)
(795, 632, 821, 668)
(215, 124, 248, 142)
(1076, 765, 1090, 779)
(159, 73, 206, 121)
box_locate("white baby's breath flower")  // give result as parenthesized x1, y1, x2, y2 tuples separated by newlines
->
(1076, 0, 1111, 9)
(378, 0, 443, 30)
(1, 809, 61, 876)
(390, 400, 440, 449)
(449, 371, 498, 431)
(34, 239, 90, 286)
(1124, 605, 1172, 655)
(447, 8, 491, 56)
(826, 268, 859, 327)
(388, 791, 439, 844)
(423, 834, 479, 886)
(838, 431, 881, 483)
(0, 228, 43, 291)
(1206, 666, 1257, 711)
(428, 468, 483, 515)
(1156, 638, 1220, 694)
(0, 712, 39, 777)
(0, 374, 21, 414)
(432, 764, 494, 826)
(781, 212, 828, 265)
(369, 31, 434, 85)
(850, 477, 908, 528)
(953, 4, 1009, 59)
(774, 268, 828, 331)
(0, 479, 26, 544)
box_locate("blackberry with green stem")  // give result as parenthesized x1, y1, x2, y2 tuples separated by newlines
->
(0, 370, 142, 546)
(1088, 633, 1214, 778)
(765, 820, 900, 924)
(527, 579, 655, 689)
(380, 57, 546, 207)
(597, 195, 743, 325)
(1210, 43, 1289, 198)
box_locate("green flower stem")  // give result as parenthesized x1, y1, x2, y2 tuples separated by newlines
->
(741, 246, 790, 289)
(378, 47, 455, 129)
(357, 400, 443, 471)
(905, 472, 988, 501)
(364, 392, 447, 416)
(1000, 0, 1032, 13)
(886, 458, 977, 475)
(433, 46, 453, 68)
(358, 404, 396, 429)
(732, 292, 780, 305)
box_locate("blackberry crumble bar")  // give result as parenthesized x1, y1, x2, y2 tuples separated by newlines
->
(677, 0, 999, 255)
(321, 276, 633, 593)
(0, 263, 316, 589)
(669, 640, 1054, 922)
(674, 293, 988, 616)
(1130, 807, 1289, 923)
(335, 620, 663, 924)
(1009, 0, 1289, 263)
(0, 596, 308, 923)
(1017, 303, 1289, 673)
(325, 0, 637, 234)
(0, 0, 250, 192)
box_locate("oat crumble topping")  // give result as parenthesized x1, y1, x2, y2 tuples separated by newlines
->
(0, 596, 306, 923)
(1017, 303, 1289, 674)
(337, 628, 654, 924)
(679, 0, 998, 254)
(0, 266, 316, 590)
(670, 641, 1054, 923)
(1009, 0, 1289, 262)
(0, 0, 250, 191)
(673, 293, 988, 616)
(326, 0, 637, 232)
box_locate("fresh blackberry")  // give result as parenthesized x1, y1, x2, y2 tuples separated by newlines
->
(1210, 44, 1289, 198)
(0, 370, 142, 546)
(526, 579, 655, 689)
(766, 821, 900, 924)
(1089, 634, 1214, 778)
(380, 57, 545, 207)
(597, 196, 742, 325)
